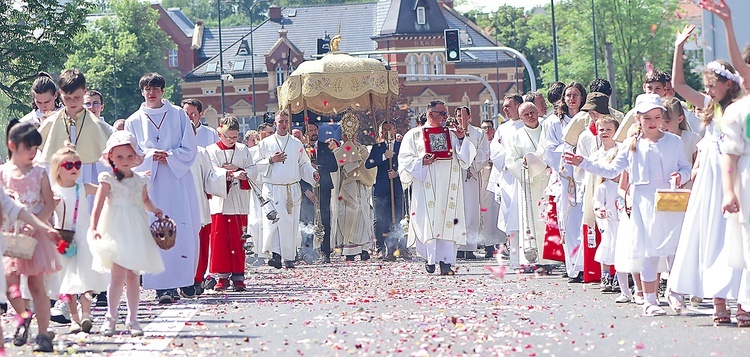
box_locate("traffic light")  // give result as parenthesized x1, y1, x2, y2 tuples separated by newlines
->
(444, 29, 461, 62)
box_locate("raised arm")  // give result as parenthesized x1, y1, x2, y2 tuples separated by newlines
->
(672, 25, 710, 108)
(702, 0, 750, 84)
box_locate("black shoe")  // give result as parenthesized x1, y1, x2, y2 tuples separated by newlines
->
(425, 264, 436, 273)
(179, 285, 197, 299)
(0, 302, 7, 313)
(439, 261, 455, 276)
(456, 251, 466, 259)
(484, 245, 495, 259)
(202, 276, 217, 290)
(285, 260, 296, 269)
(360, 251, 370, 261)
(171, 288, 181, 300)
(268, 253, 283, 269)
(464, 251, 477, 260)
(33, 333, 54, 352)
(13, 311, 32, 346)
(194, 282, 205, 296)
(383, 253, 397, 262)
(567, 272, 583, 283)
(95, 291, 108, 307)
(345, 255, 356, 261)
(156, 290, 174, 305)
(320, 255, 331, 264)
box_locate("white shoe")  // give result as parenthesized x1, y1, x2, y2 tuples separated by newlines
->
(633, 294, 645, 305)
(643, 303, 667, 316)
(615, 294, 631, 303)
(69, 321, 81, 334)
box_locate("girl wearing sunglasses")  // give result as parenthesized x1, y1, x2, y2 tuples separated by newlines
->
(50, 147, 108, 334)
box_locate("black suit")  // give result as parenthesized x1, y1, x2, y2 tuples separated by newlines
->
(300, 140, 337, 257)
(366, 141, 404, 253)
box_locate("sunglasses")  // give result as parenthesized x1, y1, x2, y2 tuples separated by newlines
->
(60, 161, 82, 170)
(430, 111, 448, 117)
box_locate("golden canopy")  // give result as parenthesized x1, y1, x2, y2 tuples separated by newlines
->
(277, 52, 400, 116)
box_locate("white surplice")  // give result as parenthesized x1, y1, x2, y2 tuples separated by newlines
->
(459, 125, 489, 251)
(191, 147, 228, 227)
(206, 143, 254, 216)
(398, 124, 476, 265)
(196, 124, 220, 148)
(252, 133, 317, 261)
(506, 124, 553, 265)
(125, 99, 200, 290)
(489, 119, 525, 234)
(247, 145, 266, 252)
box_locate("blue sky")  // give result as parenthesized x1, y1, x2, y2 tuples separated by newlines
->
(455, 0, 549, 12)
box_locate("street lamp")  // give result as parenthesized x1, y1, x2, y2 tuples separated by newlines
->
(218, 0, 226, 114)
(249, 0, 269, 120)
(591, 0, 598, 78)
(550, 0, 559, 81)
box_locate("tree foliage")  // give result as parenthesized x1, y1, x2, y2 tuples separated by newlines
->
(0, 0, 94, 115)
(66, 0, 181, 122)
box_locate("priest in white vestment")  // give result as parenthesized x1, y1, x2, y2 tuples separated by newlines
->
(455, 106, 489, 259)
(478, 120, 506, 258)
(182, 98, 220, 148)
(330, 114, 376, 260)
(252, 110, 319, 269)
(125, 73, 200, 303)
(399, 100, 476, 275)
(506, 103, 555, 267)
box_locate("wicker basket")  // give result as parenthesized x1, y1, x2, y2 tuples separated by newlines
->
(150, 216, 177, 250)
(655, 189, 691, 212)
(3, 231, 37, 260)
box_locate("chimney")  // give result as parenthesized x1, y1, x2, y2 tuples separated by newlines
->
(438, 0, 454, 9)
(269, 6, 282, 22)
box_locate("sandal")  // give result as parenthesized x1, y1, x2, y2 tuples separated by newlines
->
(666, 291, 686, 314)
(32, 333, 54, 353)
(712, 311, 732, 325)
(127, 321, 144, 337)
(643, 304, 667, 317)
(13, 311, 33, 346)
(101, 317, 116, 337)
(737, 311, 750, 328)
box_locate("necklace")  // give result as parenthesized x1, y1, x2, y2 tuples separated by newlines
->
(222, 146, 236, 165)
(146, 112, 168, 142)
(274, 134, 291, 163)
(64, 112, 86, 148)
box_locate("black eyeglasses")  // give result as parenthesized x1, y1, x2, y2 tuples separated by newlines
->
(430, 111, 448, 117)
(480, 126, 493, 131)
(60, 161, 82, 170)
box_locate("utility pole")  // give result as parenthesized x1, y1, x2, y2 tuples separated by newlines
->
(605, 42, 617, 107)
(551, 0, 559, 81)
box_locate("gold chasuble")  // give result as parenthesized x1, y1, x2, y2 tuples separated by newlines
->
(38, 109, 112, 164)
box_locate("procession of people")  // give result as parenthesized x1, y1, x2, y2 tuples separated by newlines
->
(4, 0, 750, 354)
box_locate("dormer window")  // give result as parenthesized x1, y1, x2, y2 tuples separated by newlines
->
(416, 7, 426, 25)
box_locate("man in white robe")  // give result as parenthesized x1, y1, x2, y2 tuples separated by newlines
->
(183, 98, 219, 148)
(506, 103, 555, 269)
(455, 106, 489, 259)
(478, 120, 506, 258)
(399, 100, 476, 275)
(252, 110, 319, 269)
(125, 73, 200, 303)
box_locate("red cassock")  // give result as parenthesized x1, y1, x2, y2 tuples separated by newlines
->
(209, 214, 248, 275)
(543, 196, 565, 262)
(195, 224, 212, 283)
(582, 223, 602, 283)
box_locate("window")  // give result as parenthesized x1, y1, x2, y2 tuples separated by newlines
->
(237, 116, 254, 134)
(276, 66, 285, 87)
(233, 60, 245, 71)
(406, 55, 418, 81)
(203, 89, 215, 95)
(433, 54, 444, 75)
(416, 7, 426, 25)
(481, 101, 491, 121)
(237, 87, 248, 93)
(168, 49, 178, 68)
(206, 62, 218, 73)
(420, 54, 431, 80)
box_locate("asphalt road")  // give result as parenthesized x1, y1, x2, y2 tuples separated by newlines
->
(3, 255, 748, 356)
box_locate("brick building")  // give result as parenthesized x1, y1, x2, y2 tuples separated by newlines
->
(155, 0, 525, 131)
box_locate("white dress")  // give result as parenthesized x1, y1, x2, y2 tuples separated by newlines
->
(91, 172, 165, 275)
(54, 184, 110, 294)
(593, 180, 620, 265)
(669, 121, 741, 299)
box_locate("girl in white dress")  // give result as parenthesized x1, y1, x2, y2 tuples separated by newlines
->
(50, 147, 110, 334)
(564, 94, 691, 316)
(90, 131, 165, 337)
(668, 21, 744, 323)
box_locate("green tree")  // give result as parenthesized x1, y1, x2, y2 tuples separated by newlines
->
(66, 0, 181, 122)
(0, 0, 94, 115)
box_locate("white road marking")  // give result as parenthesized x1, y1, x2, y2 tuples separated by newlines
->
(111, 303, 201, 356)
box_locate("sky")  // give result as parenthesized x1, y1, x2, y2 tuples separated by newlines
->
(455, 0, 550, 12)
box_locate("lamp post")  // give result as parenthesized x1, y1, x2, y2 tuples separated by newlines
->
(550, 0, 559, 81)
(249, 0, 269, 120)
(591, 0, 598, 78)
(218, 0, 226, 114)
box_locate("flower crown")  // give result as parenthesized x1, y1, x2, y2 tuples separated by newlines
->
(706, 61, 742, 85)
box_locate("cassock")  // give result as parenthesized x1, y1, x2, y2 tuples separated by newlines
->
(190, 147, 228, 284)
(247, 145, 265, 255)
(331, 142, 376, 256)
(253, 133, 317, 262)
(398, 124, 476, 266)
(125, 100, 200, 290)
(506, 124, 554, 265)
(459, 125, 489, 252)
(366, 140, 404, 255)
(196, 123, 220, 148)
(206, 141, 254, 279)
(489, 119, 524, 235)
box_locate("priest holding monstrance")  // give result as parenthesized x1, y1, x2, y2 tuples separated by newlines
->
(398, 100, 476, 275)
